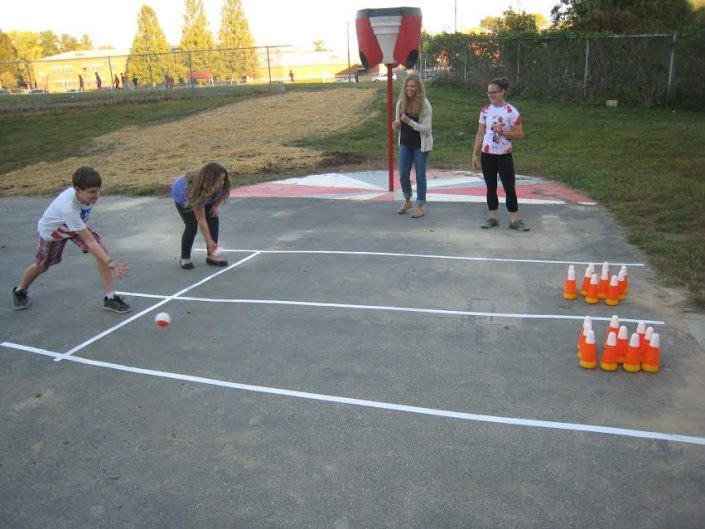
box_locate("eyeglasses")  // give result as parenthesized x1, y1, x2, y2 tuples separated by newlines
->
(487, 90, 503, 95)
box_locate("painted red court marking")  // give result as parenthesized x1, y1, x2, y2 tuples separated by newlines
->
(230, 174, 595, 204)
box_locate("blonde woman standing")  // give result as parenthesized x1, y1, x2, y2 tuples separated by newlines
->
(392, 72, 433, 219)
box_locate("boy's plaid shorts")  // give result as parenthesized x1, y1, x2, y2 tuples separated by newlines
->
(35, 229, 102, 267)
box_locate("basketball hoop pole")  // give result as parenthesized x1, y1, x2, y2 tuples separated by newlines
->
(386, 64, 394, 192)
(355, 7, 422, 192)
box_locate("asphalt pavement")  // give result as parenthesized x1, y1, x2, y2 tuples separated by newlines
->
(1, 172, 704, 529)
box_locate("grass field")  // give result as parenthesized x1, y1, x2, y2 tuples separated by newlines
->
(1, 83, 703, 307)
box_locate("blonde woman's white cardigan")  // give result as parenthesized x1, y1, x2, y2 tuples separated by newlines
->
(395, 98, 433, 152)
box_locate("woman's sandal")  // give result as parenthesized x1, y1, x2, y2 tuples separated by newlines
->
(180, 260, 194, 270)
(397, 201, 413, 214)
(411, 206, 425, 219)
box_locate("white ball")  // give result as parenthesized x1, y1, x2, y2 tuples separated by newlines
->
(155, 312, 171, 327)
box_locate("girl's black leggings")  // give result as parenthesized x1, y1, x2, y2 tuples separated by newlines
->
(481, 152, 518, 213)
(175, 202, 219, 259)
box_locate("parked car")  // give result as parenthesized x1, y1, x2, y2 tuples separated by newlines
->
(0, 89, 9, 96)
(26, 88, 49, 95)
(371, 72, 397, 82)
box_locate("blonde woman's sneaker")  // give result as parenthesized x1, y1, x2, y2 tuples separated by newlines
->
(480, 218, 499, 229)
(509, 220, 530, 231)
(11, 287, 29, 310)
(104, 295, 131, 313)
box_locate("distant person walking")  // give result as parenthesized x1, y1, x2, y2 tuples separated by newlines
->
(114, 75, 120, 90)
(78, 74, 85, 91)
(289, 69, 295, 83)
(471, 76, 529, 231)
(392, 72, 433, 219)
(95, 72, 102, 91)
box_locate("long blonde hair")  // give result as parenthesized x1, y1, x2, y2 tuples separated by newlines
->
(186, 162, 230, 208)
(398, 72, 426, 117)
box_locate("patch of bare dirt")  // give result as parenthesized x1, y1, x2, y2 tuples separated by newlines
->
(1, 88, 377, 196)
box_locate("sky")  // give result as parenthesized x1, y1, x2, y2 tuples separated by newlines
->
(2, 0, 558, 54)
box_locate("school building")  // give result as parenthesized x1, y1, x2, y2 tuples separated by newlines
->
(31, 49, 130, 93)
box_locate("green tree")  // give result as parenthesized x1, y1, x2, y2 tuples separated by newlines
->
(479, 17, 501, 31)
(79, 34, 93, 50)
(0, 30, 21, 89)
(9, 31, 43, 61)
(59, 34, 80, 52)
(8, 31, 43, 87)
(217, 0, 258, 81)
(39, 30, 60, 57)
(496, 9, 539, 33)
(481, 12, 547, 32)
(550, 0, 693, 32)
(127, 5, 175, 87)
(0, 31, 19, 63)
(179, 0, 216, 76)
(533, 14, 550, 29)
(689, 0, 705, 27)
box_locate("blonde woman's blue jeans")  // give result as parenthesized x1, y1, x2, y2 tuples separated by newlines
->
(399, 144, 428, 204)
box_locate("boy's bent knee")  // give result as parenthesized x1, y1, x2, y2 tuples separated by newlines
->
(31, 263, 50, 274)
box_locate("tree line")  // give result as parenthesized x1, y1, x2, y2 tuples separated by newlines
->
(421, 0, 705, 108)
(423, 0, 705, 67)
(0, 0, 256, 90)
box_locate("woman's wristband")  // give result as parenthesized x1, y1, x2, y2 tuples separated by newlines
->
(106, 258, 114, 267)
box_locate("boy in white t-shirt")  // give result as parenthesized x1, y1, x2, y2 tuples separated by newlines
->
(11, 166, 131, 312)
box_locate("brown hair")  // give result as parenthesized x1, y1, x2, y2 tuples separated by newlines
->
(72, 166, 102, 189)
(186, 162, 230, 208)
(489, 77, 511, 91)
(398, 72, 427, 117)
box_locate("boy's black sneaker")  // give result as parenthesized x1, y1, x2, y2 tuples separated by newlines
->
(12, 287, 29, 310)
(103, 295, 131, 314)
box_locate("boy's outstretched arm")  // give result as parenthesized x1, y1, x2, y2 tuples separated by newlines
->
(78, 228, 129, 279)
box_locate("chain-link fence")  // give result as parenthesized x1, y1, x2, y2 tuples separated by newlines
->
(0, 45, 369, 112)
(420, 31, 705, 109)
(0, 45, 290, 93)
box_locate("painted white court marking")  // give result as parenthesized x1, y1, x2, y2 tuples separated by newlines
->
(116, 292, 666, 326)
(52, 252, 261, 361)
(4, 246, 679, 449)
(194, 248, 646, 268)
(26, 247, 652, 365)
(2, 341, 704, 447)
